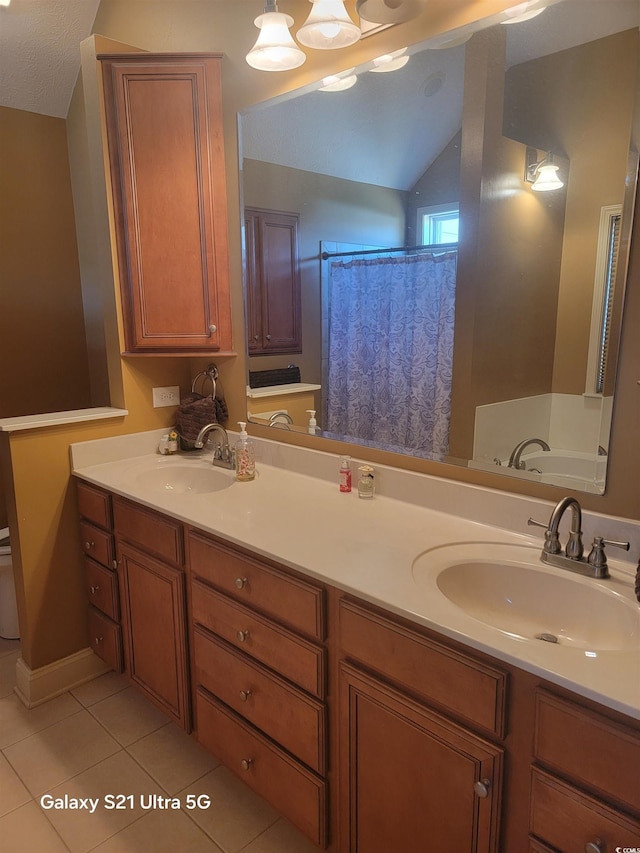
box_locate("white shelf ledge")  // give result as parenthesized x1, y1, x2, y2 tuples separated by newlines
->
(0, 407, 128, 433)
(246, 383, 321, 399)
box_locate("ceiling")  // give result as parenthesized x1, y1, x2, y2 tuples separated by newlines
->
(0, 0, 100, 118)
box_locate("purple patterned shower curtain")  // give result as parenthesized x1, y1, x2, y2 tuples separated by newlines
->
(326, 251, 457, 457)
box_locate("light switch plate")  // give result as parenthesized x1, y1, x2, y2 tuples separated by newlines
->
(152, 386, 181, 408)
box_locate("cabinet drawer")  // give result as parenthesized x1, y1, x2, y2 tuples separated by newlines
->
(84, 558, 119, 621)
(189, 531, 325, 640)
(77, 482, 112, 529)
(339, 598, 507, 737)
(196, 688, 327, 848)
(88, 607, 123, 673)
(192, 580, 325, 698)
(530, 768, 640, 852)
(113, 497, 183, 567)
(80, 521, 115, 569)
(534, 690, 640, 814)
(193, 627, 326, 774)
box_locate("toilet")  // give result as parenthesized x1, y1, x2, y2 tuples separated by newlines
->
(0, 527, 19, 640)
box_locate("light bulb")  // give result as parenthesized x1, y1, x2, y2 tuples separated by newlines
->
(297, 0, 361, 50)
(246, 10, 306, 72)
(531, 162, 563, 192)
(370, 48, 409, 73)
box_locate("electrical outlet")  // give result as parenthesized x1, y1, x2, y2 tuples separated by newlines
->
(152, 386, 181, 408)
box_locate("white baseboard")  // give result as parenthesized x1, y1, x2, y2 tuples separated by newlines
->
(14, 648, 110, 708)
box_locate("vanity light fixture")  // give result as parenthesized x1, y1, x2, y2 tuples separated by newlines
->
(525, 148, 564, 192)
(319, 69, 358, 91)
(501, 1, 548, 25)
(356, 0, 421, 25)
(297, 0, 361, 50)
(369, 47, 410, 72)
(246, 0, 306, 72)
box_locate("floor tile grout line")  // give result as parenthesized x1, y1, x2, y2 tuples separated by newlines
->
(0, 701, 94, 752)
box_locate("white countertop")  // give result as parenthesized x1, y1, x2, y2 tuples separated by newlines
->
(71, 429, 640, 720)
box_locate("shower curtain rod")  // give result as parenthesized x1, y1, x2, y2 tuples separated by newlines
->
(321, 242, 458, 260)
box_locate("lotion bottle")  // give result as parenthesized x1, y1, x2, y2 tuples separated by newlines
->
(235, 422, 256, 481)
(307, 410, 318, 435)
(339, 456, 352, 492)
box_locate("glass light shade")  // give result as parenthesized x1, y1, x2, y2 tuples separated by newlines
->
(319, 71, 358, 91)
(531, 162, 563, 192)
(297, 0, 361, 50)
(501, 2, 546, 24)
(369, 48, 410, 73)
(246, 11, 306, 71)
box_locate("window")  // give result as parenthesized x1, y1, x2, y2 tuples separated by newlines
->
(417, 203, 459, 246)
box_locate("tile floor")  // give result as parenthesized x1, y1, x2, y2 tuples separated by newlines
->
(0, 638, 323, 853)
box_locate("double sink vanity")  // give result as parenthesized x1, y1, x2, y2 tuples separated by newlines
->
(72, 429, 640, 852)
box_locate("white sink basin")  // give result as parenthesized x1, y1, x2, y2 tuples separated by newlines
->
(133, 462, 234, 494)
(412, 542, 640, 651)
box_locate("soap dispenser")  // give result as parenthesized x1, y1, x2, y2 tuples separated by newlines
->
(235, 422, 256, 482)
(307, 410, 318, 435)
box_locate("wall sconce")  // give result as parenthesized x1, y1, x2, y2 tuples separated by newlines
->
(297, 0, 361, 50)
(525, 148, 564, 192)
(246, 1, 306, 71)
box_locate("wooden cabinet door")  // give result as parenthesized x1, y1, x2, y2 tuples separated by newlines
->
(101, 54, 232, 354)
(118, 542, 190, 729)
(245, 208, 301, 354)
(340, 664, 502, 853)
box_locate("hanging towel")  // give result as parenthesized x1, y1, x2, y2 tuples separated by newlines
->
(175, 366, 229, 449)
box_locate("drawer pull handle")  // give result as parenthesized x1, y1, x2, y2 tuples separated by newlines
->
(237, 629, 250, 643)
(239, 690, 252, 702)
(94, 636, 103, 644)
(209, 324, 217, 334)
(473, 779, 491, 798)
(84, 541, 95, 550)
(90, 585, 100, 594)
(235, 577, 248, 590)
(111, 560, 119, 570)
(240, 758, 253, 771)
(585, 842, 604, 853)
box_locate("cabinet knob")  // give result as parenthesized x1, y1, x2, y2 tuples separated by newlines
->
(253, 335, 259, 341)
(240, 758, 253, 771)
(111, 559, 119, 570)
(84, 541, 94, 551)
(585, 842, 604, 853)
(239, 689, 252, 702)
(237, 629, 250, 643)
(473, 779, 491, 798)
(265, 334, 272, 340)
(235, 577, 248, 590)
(94, 636, 103, 645)
(208, 324, 217, 334)
(90, 585, 100, 594)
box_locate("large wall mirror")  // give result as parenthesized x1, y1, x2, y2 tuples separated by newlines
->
(239, 0, 640, 495)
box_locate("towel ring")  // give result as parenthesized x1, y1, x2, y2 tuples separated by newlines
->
(191, 363, 219, 398)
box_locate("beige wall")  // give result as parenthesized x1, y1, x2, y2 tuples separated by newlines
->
(504, 29, 637, 395)
(4, 0, 640, 675)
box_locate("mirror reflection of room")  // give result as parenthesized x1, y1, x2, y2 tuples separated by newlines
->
(240, 0, 639, 495)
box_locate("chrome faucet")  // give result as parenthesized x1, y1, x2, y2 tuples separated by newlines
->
(528, 496, 629, 579)
(194, 423, 235, 469)
(269, 411, 293, 427)
(507, 438, 551, 469)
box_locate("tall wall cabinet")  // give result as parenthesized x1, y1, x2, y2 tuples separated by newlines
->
(245, 208, 301, 355)
(100, 54, 233, 355)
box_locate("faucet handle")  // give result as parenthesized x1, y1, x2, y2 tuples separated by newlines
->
(527, 518, 562, 555)
(586, 536, 630, 577)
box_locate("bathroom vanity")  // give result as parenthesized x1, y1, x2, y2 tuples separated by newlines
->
(72, 434, 640, 852)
